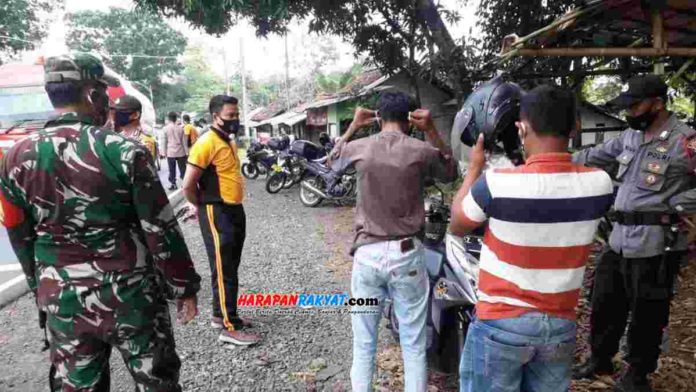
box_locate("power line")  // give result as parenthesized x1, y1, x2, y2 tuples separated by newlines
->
(0, 35, 39, 45)
(0, 35, 181, 60)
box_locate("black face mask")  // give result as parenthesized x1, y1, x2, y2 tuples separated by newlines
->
(625, 109, 658, 131)
(114, 111, 134, 128)
(219, 118, 240, 135)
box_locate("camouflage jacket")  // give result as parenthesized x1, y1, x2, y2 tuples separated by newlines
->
(0, 112, 200, 310)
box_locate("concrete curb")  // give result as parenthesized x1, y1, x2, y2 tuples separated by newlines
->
(0, 190, 186, 309)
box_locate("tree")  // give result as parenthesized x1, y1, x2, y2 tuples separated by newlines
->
(0, 0, 56, 63)
(474, 0, 583, 83)
(65, 8, 187, 94)
(582, 77, 623, 106)
(133, 0, 474, 95)
(315, 65, 362, 96)
(180, 46, 227, 113)
(152, 82, 189, 123)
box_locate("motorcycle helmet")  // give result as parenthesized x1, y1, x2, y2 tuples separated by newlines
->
(451, 76, 525, 165)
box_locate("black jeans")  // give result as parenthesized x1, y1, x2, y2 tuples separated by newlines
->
(589, 248, 685, 376)
(198, 204, 246, 330)
(167, 157, 187, 186)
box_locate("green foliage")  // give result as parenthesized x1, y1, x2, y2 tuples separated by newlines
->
(66, 8, 187, 90)
(133, 0, 473, 94)
(581, 76, 623, 105)
(315, 65, 362, 95)
(475, 0, 582, 77)
(180, 46, 227, 112)
(136, 0, 293, 36)
(151, 82, 189, 123)
(669, 94, 695, 119)
(0, 0, 56, 63)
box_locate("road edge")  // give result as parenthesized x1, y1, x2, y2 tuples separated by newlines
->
(0, 189, 186, 309)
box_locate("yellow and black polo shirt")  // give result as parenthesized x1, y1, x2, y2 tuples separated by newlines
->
(187, 127, 244, 205)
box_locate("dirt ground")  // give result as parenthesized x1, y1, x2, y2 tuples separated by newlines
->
(572, 255, 696, 392)
(324, 208, 696, 391)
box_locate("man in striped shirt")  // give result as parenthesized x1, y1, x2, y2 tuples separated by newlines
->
(450, 85, 614, 392)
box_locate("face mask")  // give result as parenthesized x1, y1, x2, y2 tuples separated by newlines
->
(114, 111, 133, 128)
(219, 118, 240, 135)
(625, 109, 658, 131)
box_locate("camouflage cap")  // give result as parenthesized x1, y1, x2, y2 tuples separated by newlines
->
(44, 52, 107, 85)
(111, 95, 142, 112)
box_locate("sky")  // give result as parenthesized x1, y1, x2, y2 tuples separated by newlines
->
(25, 0, 480, 81)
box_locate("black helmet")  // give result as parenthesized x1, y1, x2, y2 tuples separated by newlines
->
(319, 132, 330, 146)
(451, 76, 524, 165)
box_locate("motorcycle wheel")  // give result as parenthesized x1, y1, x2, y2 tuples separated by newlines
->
(256, 162, 269, 176)
(299, 176, 323, 207)
(265, 173, 286, 194)
(242, 163, 259, 180)
(283, 166, 302, 189)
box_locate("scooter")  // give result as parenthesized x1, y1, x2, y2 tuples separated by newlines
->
(383, 182, 483, 374)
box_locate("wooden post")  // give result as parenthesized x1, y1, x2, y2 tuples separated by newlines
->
(514, 47, 696, 57)
(652, 8, 665, 74)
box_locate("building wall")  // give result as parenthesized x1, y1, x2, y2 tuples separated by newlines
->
(327, 103, 339, 138)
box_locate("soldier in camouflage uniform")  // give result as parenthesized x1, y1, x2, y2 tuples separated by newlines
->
(0, 52, 201, 392)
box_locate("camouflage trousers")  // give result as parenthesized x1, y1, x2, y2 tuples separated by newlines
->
(44, 274, 182, 392)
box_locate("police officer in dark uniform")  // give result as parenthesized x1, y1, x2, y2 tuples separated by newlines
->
(573, 74, 696, 392)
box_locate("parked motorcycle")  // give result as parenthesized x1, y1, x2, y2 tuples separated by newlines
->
(383, 181, 483, 374)
(266, 139, 324, 194)
(285, 138, 356, 207)
(242, 140, 277, 180)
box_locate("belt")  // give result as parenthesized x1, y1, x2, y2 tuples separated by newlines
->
(608, 211, 679, 226)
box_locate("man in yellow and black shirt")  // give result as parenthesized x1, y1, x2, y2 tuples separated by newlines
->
(183, 95, 261, 346)
(183, 114, 199, 147)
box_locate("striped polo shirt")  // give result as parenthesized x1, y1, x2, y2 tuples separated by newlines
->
(461, 153, 613, 320)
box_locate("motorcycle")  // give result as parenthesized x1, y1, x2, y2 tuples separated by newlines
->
(265, 149, 305, 194)
(383, 181, 483, 374)
(266, 139, 323, 194)
(298, 156, 356, 207)
(242, 141, 277, 180)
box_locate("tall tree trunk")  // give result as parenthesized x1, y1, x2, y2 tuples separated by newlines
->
(415, 0, 471, 97)
(415, 0, 456, 55)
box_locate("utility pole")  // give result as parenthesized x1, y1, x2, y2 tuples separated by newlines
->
(284, 33, 290, 111)
(240, 36, 251, 139)
(223, 48, 230, 95)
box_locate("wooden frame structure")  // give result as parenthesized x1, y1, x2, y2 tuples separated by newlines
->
(486, 0, 695, 83)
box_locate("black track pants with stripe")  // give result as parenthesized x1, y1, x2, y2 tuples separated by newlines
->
(198, 203, 246, 331)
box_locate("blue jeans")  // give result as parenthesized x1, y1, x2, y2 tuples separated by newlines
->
(351, 239, 429, 392)
(460, 313, 576, 392)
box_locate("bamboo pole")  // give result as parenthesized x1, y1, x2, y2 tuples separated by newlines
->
(668, 58, 694, 86)
(652, 8, 666, 74)
(515, 47, 696, 57)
